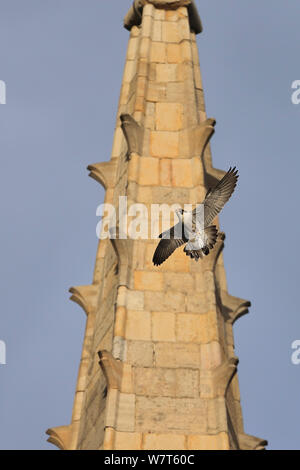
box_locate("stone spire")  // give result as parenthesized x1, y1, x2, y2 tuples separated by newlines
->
(46, 0, 267, 450)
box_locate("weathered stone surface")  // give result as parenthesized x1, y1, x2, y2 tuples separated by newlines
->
(156, 63, 179, 82)
(135, 367, 176, 397)
(127, 340, 154, 367)
(165, 9, 179, 22)
(172, 159, 193, 187)
(155, 342, 200, 368)
(114, 431, 143, 450)
(143, 433, 186, 450)
(150, 42, 167, 63)
(126, 310, 151, 341)
(162, 21, 180, 43)
(147, 81, 167, 102)
(167, 43, 181, 63)
(136, 396, 207, 433)
(175, 368, 199, 398)
(145, 291, 186, 312)
(159, 159, 172, 186)
(134, 366, 198, 398)
(126, 290, 145, 311)
(200, 342, 223, 370)
(152, 311, 176, 341)
(106, 390, 135, 432)
(156, 103, 183, 131)
(114, 307, 126, 338)
(164, 272, 194, 293)
(152, 20, 162, 41)
(187, 432, 229, 450)
(134, 271, 164, 291)
(207, 398, 228, 434)
(177, 312, 219, 344)
(138, 157, 160, 185)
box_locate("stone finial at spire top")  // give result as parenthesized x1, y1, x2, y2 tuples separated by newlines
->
(124, 0, 202, 34)
(147, 0, 192, 7)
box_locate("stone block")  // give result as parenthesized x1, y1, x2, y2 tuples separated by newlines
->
(162, 21, 180, 43)
(186, 293, 214, 314)
(114, 306, 127, 338)
(166, 82, 185, 103)
(155, 342, 200, 368)
(144, 291, 186, 312)
(134, 367, 176, 397)
(175, 368, 199, 398)
(136, 396, 207, 434)
(138, 157, 160, 185)
(156, 63, 178, 82)
(187, 432, 229, 450)
(150, 42, 167, 63)
(137, 186, 154, 203)
(165, 9, 179, 22)
(123, 59, 137, 83)
(147, 82, 167, 102)
(125, 310, 151, 341)
(127, 37, 139, 61)
(152, 311, 176, 341)
(121, 363, 134, 394)
(141, 14, 153, 37)
(181, 40, 192, 62)
(167, 43, 181, 63)
(159, 159, 172, 186)
(150, 187, 190, 206)
(194, 63, 203, 89)
(178, 17, 190, 41)
(150, 131, 179, 158)
(114, 431, 142, 450)
(126, 290, 145, 311)
(134, 95, 145, 113)
(134, 271, 164, 291)
(108, 391, 135, 433)
(136, 76, 147, 98)
(200, 342, 223, 370)
(152, 20, 162, 42)
(172, 159, 193, 187)
(156, 103, 183, 131)
(143, 433, 186, 450)
(72, 391, 84, 422)
(207, 398, 228, 434)
(163, 273, 194, 293)
(126, 340, 154, 367)
(176, 312, 219, 344)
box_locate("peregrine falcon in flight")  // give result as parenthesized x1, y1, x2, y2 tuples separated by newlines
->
(152, 167, 239, 266)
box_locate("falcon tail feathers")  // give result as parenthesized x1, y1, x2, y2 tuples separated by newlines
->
(184, 225, 218, 261)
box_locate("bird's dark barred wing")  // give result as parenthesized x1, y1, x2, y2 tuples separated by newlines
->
(152, 223, 187, 266)
(194, 167, 239, 227)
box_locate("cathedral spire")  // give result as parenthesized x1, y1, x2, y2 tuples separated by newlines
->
(47, 1, 267, 450)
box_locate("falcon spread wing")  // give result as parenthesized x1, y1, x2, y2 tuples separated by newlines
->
(152, 223, 187, 266)
(194, 167, 239, 227)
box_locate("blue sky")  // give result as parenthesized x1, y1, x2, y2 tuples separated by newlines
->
(0, 0, 299, 450)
